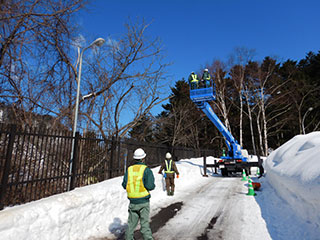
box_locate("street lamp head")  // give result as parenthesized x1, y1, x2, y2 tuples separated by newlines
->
(90, 37, 105, 48)
(308, 107, 313, 111)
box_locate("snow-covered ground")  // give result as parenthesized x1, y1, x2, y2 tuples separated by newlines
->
(0, 132, 319, 240)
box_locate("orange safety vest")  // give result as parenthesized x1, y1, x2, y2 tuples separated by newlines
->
(126, 165, 150, 198)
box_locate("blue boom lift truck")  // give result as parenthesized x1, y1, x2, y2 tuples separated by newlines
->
(190, 85, 260, 176)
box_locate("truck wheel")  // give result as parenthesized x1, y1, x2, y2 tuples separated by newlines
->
(221, 168, 228, 177)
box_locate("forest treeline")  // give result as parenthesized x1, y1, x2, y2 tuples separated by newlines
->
(130, 51, 320, 156)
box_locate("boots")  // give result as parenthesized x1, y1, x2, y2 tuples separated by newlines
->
(167, 190, 174, 196)
(167, 186, 175, 196)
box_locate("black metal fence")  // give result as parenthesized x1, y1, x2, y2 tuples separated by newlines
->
(0, 124, 217, 210)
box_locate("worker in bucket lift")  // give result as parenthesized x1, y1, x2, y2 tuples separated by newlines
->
(158, 152, 179, 196)
(202, 68, 211, 88)
(122, 148, 155, 240)
(188, 71, 199, 89)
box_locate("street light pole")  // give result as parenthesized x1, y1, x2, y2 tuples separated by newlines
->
(68, 38, 105, 191)
(302, 107, 313, 135)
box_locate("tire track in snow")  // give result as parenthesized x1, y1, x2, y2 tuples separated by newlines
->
(204, 178, 248, 240)
(153, 177, 242, 240)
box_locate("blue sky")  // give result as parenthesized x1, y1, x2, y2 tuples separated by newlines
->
(78, 0, 320, 115)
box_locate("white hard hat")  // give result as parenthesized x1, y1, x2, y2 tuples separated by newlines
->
(204, 68, 208, 72)
(166, 152, 172, 159)
(133, 148, 146, 159)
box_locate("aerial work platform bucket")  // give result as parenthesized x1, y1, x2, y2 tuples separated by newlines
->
(190, 87, 216, 103)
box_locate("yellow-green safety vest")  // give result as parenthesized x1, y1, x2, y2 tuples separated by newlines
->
(204, 74, 211, 80)
(126, 165, 150, 198)
(191, 74, 198, 82)
(165, 160, 174, 173)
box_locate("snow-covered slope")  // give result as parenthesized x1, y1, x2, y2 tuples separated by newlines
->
(265, 131, 320, 229)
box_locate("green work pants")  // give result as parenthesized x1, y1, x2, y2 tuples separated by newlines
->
(125, 202, 153, 240)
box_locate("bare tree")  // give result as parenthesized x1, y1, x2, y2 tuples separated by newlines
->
(244, 60, 291, 154)
(254, 58, 291, 155)
(289, 85, 319, 134)
(242, 77, 258, 155)
(0, 0, 85, 127)
(1, 2, 171, 139)
(228, 47, 255, 147)
(79, 19, 170, 140)
(211, 60, 232, 132)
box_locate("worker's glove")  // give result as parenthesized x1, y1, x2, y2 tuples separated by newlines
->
(177, 175, 179, 178)
(163, 173, 167, 178)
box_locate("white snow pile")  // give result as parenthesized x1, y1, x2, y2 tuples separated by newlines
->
(264, 131, 320, 227)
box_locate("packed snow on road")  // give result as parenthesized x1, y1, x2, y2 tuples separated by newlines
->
(0, 132, 319, 240)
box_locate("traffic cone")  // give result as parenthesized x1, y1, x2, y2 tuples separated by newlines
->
(247, 178, 256, 196)
(241, 169, 247, 181)
(256, 167, 260, 177)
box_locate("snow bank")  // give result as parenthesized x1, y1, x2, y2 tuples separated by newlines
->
(0, 177, 129, 240)
(265, 131, 320, 227)
(0, 157, 217, 240)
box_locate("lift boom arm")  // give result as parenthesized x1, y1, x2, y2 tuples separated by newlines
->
(190, 87, 246, 161)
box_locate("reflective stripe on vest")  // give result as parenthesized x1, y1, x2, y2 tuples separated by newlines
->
(126, 165, 150, 198)
(165, 160, 174, 173)
(191, 74, 198, 83)
(204, 73, 211, 80)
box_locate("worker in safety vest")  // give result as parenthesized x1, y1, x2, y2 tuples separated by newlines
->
(188, 71, 199, 89)
(201, 68, 211, 88)
(122, 148, 155, 240)
(158, 152, 179, 196)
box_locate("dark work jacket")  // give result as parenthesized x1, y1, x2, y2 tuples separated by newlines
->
(158, 159, 179, 176)
(122, 161, 155, 204)
(202, 71, 211, 80)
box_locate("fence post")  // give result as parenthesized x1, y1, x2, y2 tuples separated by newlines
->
(172, 146, 176, 162)
(116, 139, 121, 176)
(203, 150, 208, 177)
(70, 132, 80, 190)
(0, 124, 16, 210)
(123, 148, 128, 174)
(109, 136, 115, 178)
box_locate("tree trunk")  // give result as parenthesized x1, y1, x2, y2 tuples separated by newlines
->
(239, 90, 243, 147)
(244, 88, 256, 155)
(260, 90, 268, 156)
(256, 109, 265, 156)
